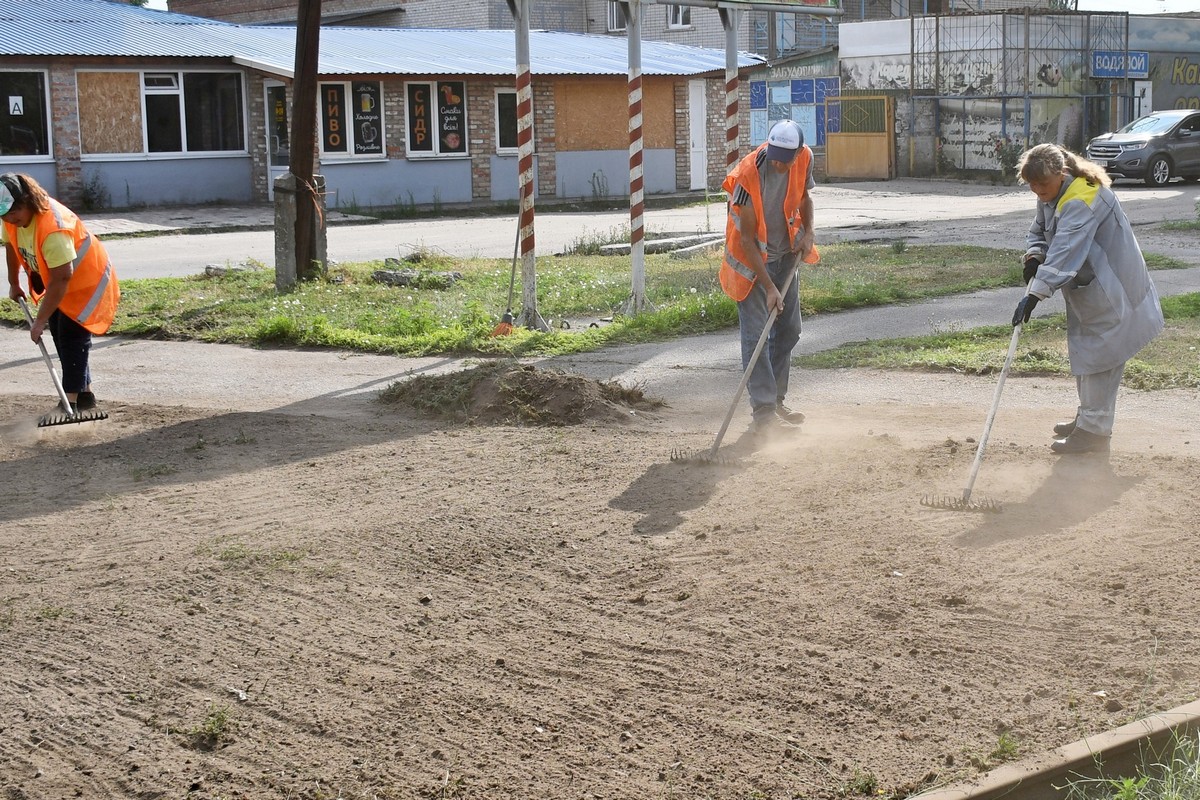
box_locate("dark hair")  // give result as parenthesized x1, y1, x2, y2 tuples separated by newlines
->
(0, 172, 51, 214)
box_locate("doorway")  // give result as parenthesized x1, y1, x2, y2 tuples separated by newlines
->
(265, 81, 290, 200)
(688, 79, 708, 191)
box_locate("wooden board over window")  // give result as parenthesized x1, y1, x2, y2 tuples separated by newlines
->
(77, 72, 144, 154)
(555, 77, 674, 151)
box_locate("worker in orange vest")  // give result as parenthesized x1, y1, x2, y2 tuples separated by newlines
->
(720, 120, 818, 438)
(2, 172, 120, 415)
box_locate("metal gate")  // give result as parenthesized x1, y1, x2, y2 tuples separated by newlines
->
(825, 95, 895, 180)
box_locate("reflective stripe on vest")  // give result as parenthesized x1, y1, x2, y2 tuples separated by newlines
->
(75, 261, 114, 326)
(724, 221, 766, 284)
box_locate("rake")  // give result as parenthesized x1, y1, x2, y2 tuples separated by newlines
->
(920, 323, 1022, 514)
(17, 298, 109, 428)
(671, 265, 800, 467)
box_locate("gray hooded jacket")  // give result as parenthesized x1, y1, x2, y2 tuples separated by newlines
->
(1024, 176, 1164, 375)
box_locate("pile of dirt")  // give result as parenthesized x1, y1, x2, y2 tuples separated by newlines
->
(379, 360, 665, 426)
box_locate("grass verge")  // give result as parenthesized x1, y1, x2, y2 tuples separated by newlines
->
(796, 293, 1200, 390)
(0, 244, 1191, 367)
(1062, 731, 1200, 800)
(0, 242, 1049, 358)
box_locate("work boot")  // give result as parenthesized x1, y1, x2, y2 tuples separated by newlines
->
(1052, 418, 1076, 437)
(75, 391, 97, 411)
(1050, 428, 1110, 455)
(776, 403, 806, 424)
(752, 415, 803, 439)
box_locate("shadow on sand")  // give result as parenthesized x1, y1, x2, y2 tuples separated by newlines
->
(954, 453, 1144, 548)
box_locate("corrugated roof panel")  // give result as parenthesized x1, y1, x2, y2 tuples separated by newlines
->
(0, 0, 763, 76)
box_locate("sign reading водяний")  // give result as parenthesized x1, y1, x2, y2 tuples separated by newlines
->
(1092, 50, 1150, 80)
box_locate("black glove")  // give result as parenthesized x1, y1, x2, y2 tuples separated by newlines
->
(1022, 257, 1039, 285)
(1012, 294, 1039, 327)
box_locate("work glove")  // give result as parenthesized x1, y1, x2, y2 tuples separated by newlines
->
(1022, 257, 1039, 284)
(1012, 294, 1039, 327)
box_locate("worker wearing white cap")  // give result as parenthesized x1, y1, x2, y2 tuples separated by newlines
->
(719, 119, 819, 438)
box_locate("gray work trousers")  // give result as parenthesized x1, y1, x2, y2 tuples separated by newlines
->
(1075, 362, 1126, 437)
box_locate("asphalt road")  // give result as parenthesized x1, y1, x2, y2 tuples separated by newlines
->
(99, 178, 1200, 280)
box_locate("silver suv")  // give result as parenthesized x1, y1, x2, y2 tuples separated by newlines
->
(1085, 109, 1200, 186)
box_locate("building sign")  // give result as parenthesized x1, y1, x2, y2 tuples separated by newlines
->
(352, 81, 383, 156)
(407, 83, 434, 153)
(406, 81, 468, 156)
(1092, 50, 1150, 80)
(437, 81, 466, 154)
(321, 83, 347, 153)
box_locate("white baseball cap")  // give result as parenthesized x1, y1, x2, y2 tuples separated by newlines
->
(765, 120, 803, 164)
(0, 174, 16, 216)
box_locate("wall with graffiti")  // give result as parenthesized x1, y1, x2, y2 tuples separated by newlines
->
(1129, 16, 1200, 112)
(839, 13, 1128, 176)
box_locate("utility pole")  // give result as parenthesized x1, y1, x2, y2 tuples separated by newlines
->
(505, 0, 548, 331)
(290, 0, 322, 282)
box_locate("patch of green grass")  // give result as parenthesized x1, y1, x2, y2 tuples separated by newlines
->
(36, 605, 69, 620)
(797, 292, 1200, 390)
(990, 731, 1021, 764)
(200, 539, 308, 571)
(0, 244, 1190, 363)
(184, 704, 235, 750)
(837, 768, 879, 796)
(1061, 731, 1200, 800)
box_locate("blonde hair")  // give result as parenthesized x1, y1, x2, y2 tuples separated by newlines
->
(1017, 143, 1111, 188)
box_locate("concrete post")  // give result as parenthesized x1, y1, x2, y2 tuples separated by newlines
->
(273, 172, 327, 292)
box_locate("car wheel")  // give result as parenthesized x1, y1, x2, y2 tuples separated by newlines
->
(1144, 155, 1172, 186)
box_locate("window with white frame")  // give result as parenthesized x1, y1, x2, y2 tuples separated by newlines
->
(667, 4, 691, 29)
(319, 80, 384, 158)
(143, 71, 245, 153)
(607, 1, 627, 32)
(0, 70, 50, 157)
(405, 81, 468, 157)
(495, 89, 521, 153)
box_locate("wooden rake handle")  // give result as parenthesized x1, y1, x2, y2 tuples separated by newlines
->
(706, 265, 799, 460)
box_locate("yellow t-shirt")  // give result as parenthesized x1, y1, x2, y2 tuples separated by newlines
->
(0, 222, 77, 273)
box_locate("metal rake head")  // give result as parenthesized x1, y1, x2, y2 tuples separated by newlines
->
(38, 408, 109, 428)
(920, 493, 1003, 514)
(669, 447, 738, 467)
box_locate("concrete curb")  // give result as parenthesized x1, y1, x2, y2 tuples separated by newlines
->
(914, 700, 1200, 800)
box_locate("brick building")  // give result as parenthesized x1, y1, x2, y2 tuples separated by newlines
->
(1, 1, 759, 210)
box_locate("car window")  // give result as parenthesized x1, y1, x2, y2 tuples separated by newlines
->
(1182, 115, 1200, 134)
(1119, 114, 1178, 135)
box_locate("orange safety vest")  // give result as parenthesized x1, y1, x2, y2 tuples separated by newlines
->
(3, 200, 120, 334)
(719, 142, 817, 301)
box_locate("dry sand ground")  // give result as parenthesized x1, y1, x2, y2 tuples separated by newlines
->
(3, 195, 1200, 799)
(2, 359, 1200, 799)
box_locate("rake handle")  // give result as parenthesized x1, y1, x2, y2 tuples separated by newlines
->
(17, 297, 74, 417)
(706, 264, 799, 460)
(961, 323, 1022, 504)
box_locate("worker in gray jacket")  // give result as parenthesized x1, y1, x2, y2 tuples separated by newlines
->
(1011, 143, 1164, 455)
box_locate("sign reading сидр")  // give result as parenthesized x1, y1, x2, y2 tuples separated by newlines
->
(1091, 50, 1150, 79)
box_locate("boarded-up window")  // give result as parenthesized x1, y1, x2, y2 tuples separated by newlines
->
(77, 72, 143, 154)
(554, 78, 674, 151)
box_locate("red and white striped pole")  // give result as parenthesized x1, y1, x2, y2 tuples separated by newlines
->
(722, 8, 743, 171)
(509, 0, 547, 330)
(623, 0, 650, 315)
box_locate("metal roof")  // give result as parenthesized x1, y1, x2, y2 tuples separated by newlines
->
(0, 0, 763, 77)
